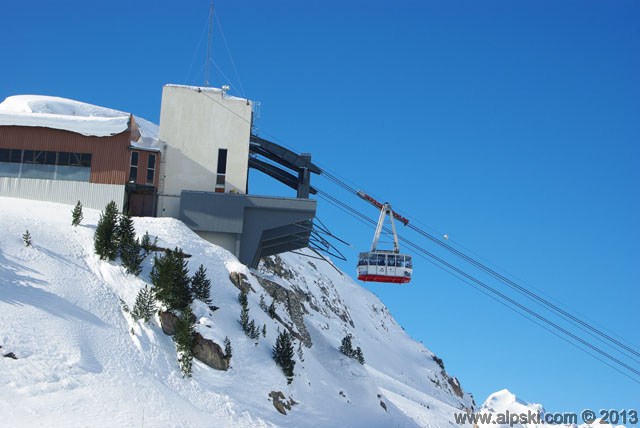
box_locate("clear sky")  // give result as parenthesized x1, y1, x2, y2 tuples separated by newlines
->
(3, 0, 639, 415)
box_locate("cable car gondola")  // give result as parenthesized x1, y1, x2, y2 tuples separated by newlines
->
(356, 193, 412, 284)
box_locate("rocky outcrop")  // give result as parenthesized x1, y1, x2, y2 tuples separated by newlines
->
(268, 391, 296, 415)
(159, 312, 229, 371)
(192, 333, 228, 371)
(159, 310, 197, 336)
(3, 352, 17, 360)
(229, 272, 253, 294)
(255, 276, 312, 348)
(159, 311, 179, 335)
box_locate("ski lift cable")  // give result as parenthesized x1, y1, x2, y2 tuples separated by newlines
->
(406, 223, 640, 360)
(317, 188, 640, 381)
(316, 171, 640, 359)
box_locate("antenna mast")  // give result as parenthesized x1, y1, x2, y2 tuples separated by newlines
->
(204, 0, 214, 87)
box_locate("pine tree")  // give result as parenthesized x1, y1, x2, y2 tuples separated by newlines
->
(151, 248, 193, 311)
(268, 300, 277, 319)
(224, 336, 232, 362)
(173, 306, 195, 377)
(121, 238, 144, 276)
(262, 324, 267, 338)
(339, 334, 354, 357)
(71, 200, 83, 226)
(259, 294, 267, 311)
(354, 346, 365, 365)
(22, 230, 32, 247)
(140, 231, 156, 254)
(273, 330, 295, 383)
(297, 341, 304, 362)
(115, 211, 136, 254)
(238, 291, 249, 331)
(131, 285, 156, 322)
(94, 201, 119, 261)
(190, 264, 211, 304)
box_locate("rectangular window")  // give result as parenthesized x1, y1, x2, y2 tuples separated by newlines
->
(129, 151, 139, 182)
(10, 149, 22, 163)
(215, 148, 227, 192)
(0, 148, 91, 182)
(146, 154, 156, 184)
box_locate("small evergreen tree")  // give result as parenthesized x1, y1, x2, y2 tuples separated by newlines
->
(173, 306, 195, 378)
(151, 248, 193, 311)
(140, 231, 156, 254)
(224, 336, 232, 362)
(354, 346, 365, 365)
(339, 334, 354, 357)
(268, 300, 277, 319)
(259, 294, 267, 311)
(131, 285, 156, 322)
(262, 324, 267, 338)
(115, 211, 136, 254)
(297, 341, 304, 362)
(339, 333, 365, 364)
(22, 230, 32, 247)
(190, 264, 211, 304)
(94, 201, 119, 261)
(71, 200, 83, 226)
(273, 330, 295, 383)
(238, 291, 249, 331)
(121, 238, 144, 276)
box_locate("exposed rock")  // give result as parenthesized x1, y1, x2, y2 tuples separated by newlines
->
(192, 333, 228, 371)
(269, 390, 296, 415)
(255, 276, 312, 348)
(159, 311, 179, 335)
(4, 352, 17, 360)
(159, 310, 195, 336)
(261, 255, 295, 280)
(260, 255, 354, 328)
(379, 400, 388, 412)
(447, 375, 464, 398)
(229, 272, 253, 293)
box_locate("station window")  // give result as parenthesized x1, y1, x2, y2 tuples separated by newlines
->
(0, 148, 91, 181)
(215, 148, 227, 192)
(129, 152, 139, 182)
(146, 153, 156, 184)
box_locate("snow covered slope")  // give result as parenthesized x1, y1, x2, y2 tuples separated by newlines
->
(0, 197, 472, 427)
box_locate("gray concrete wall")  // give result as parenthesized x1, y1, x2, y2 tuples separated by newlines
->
(179, 191, 316, 267)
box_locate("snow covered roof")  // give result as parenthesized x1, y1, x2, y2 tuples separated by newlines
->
(164, 84, 248, 102)
(0, 95, 160, 151)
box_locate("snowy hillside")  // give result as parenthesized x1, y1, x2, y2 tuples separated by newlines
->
(0, 197, 473, 427)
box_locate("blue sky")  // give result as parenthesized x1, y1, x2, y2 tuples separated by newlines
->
(3, 0, 639, 414)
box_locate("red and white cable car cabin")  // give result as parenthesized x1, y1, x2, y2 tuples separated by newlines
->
(355, 192, 413, 284)
(357, 251, 412, 284)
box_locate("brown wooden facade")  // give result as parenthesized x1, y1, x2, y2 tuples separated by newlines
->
(0, 122, 160, 188)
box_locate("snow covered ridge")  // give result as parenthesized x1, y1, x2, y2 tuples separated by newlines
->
(1, 197, 473, 427)
(0, 95, 159, 147)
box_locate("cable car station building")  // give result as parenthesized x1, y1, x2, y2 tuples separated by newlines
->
(0, 86, 317, 268)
